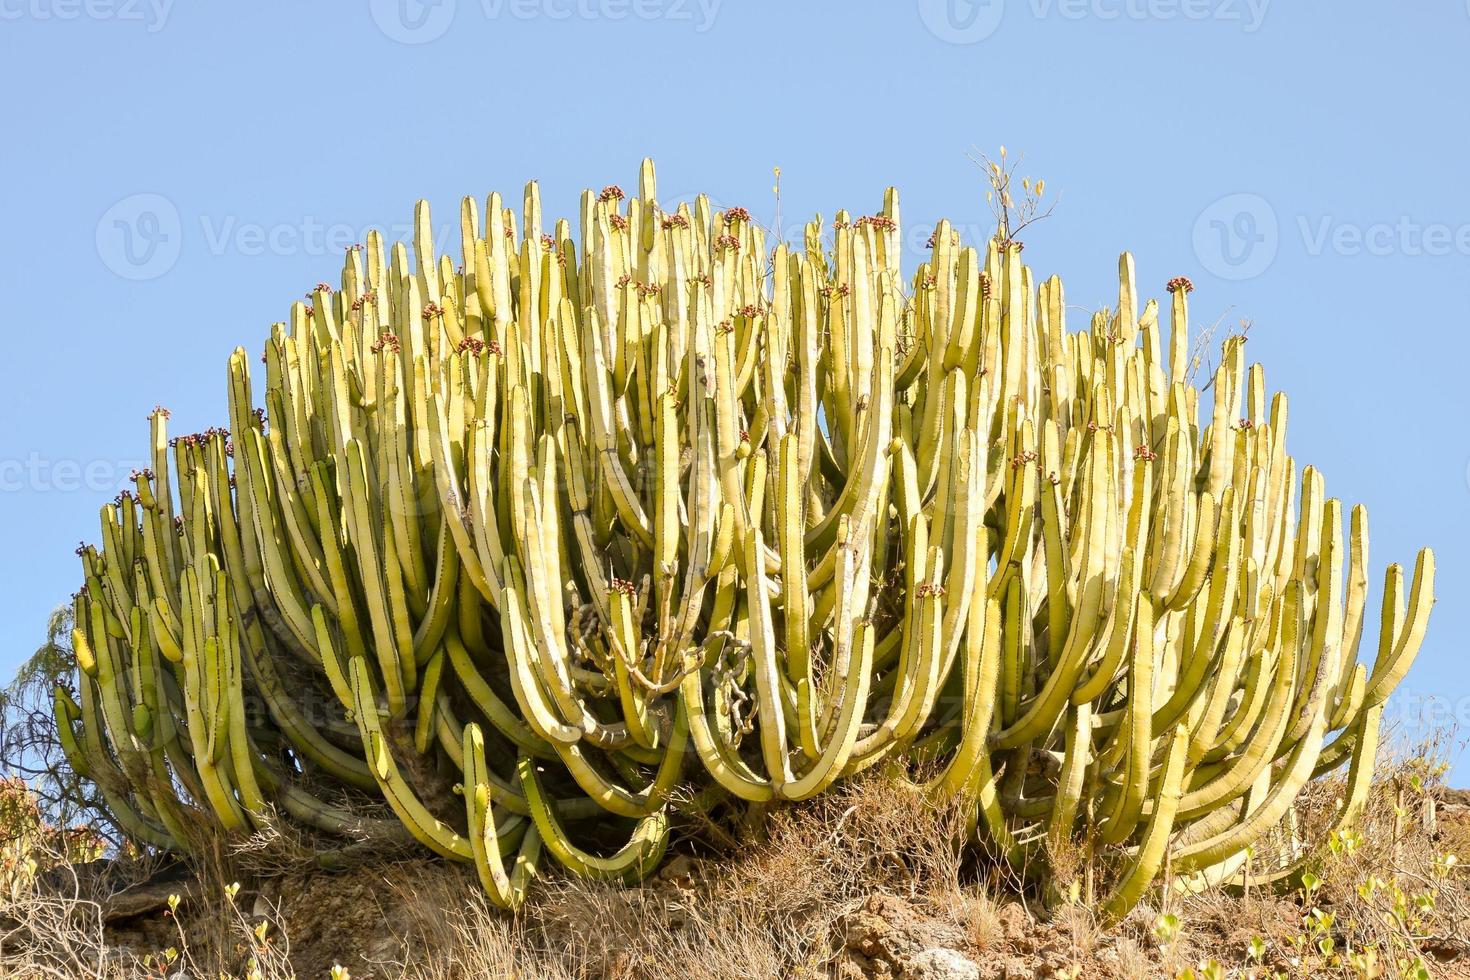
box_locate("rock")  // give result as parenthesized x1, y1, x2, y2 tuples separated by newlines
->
(832, 957, 876, 980)
(1437, 786, 1470, 809)
(835, 893, 985, 978)
(656, 852, 703, 891)
(904, 946, 982, 979)
(994, 902, 1030, 942)
(841, 893, 914, 964)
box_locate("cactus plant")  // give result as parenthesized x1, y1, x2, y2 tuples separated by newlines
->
(57, 160, 1435, 920)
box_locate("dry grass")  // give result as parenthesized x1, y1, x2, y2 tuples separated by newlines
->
(0, 858, 130, 979)
(1151, 752, 1470, 978)
(0, 846, 299, 979)
(393, 774, 981, 979)
(0, 757, 1465, 979)
(0, 788, 310, 979)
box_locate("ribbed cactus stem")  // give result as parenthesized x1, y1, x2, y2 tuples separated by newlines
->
(57, 161, 1434, 918)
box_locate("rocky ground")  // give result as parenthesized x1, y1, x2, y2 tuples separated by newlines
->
(10, 784, 1467, 978)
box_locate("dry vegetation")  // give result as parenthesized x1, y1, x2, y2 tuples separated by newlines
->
(1, 753, 1466, 980)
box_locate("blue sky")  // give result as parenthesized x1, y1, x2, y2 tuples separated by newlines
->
(1, 1, 1466, 783)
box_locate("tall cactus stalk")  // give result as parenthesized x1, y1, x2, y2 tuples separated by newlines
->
(57, 161, 1435, 919)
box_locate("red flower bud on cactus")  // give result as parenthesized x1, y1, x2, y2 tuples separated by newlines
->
(856, 214, 896, 232)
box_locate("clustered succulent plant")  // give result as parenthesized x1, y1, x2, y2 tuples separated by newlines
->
(57, 161, 1434, 920)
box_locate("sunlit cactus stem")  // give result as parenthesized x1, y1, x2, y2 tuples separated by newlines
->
(59, 159, 1435, 919)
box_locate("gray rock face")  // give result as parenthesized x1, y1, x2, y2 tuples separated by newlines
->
(903, 946, 983, 980)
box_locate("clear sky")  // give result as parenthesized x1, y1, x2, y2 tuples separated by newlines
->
(1, 1, 1465, 783)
